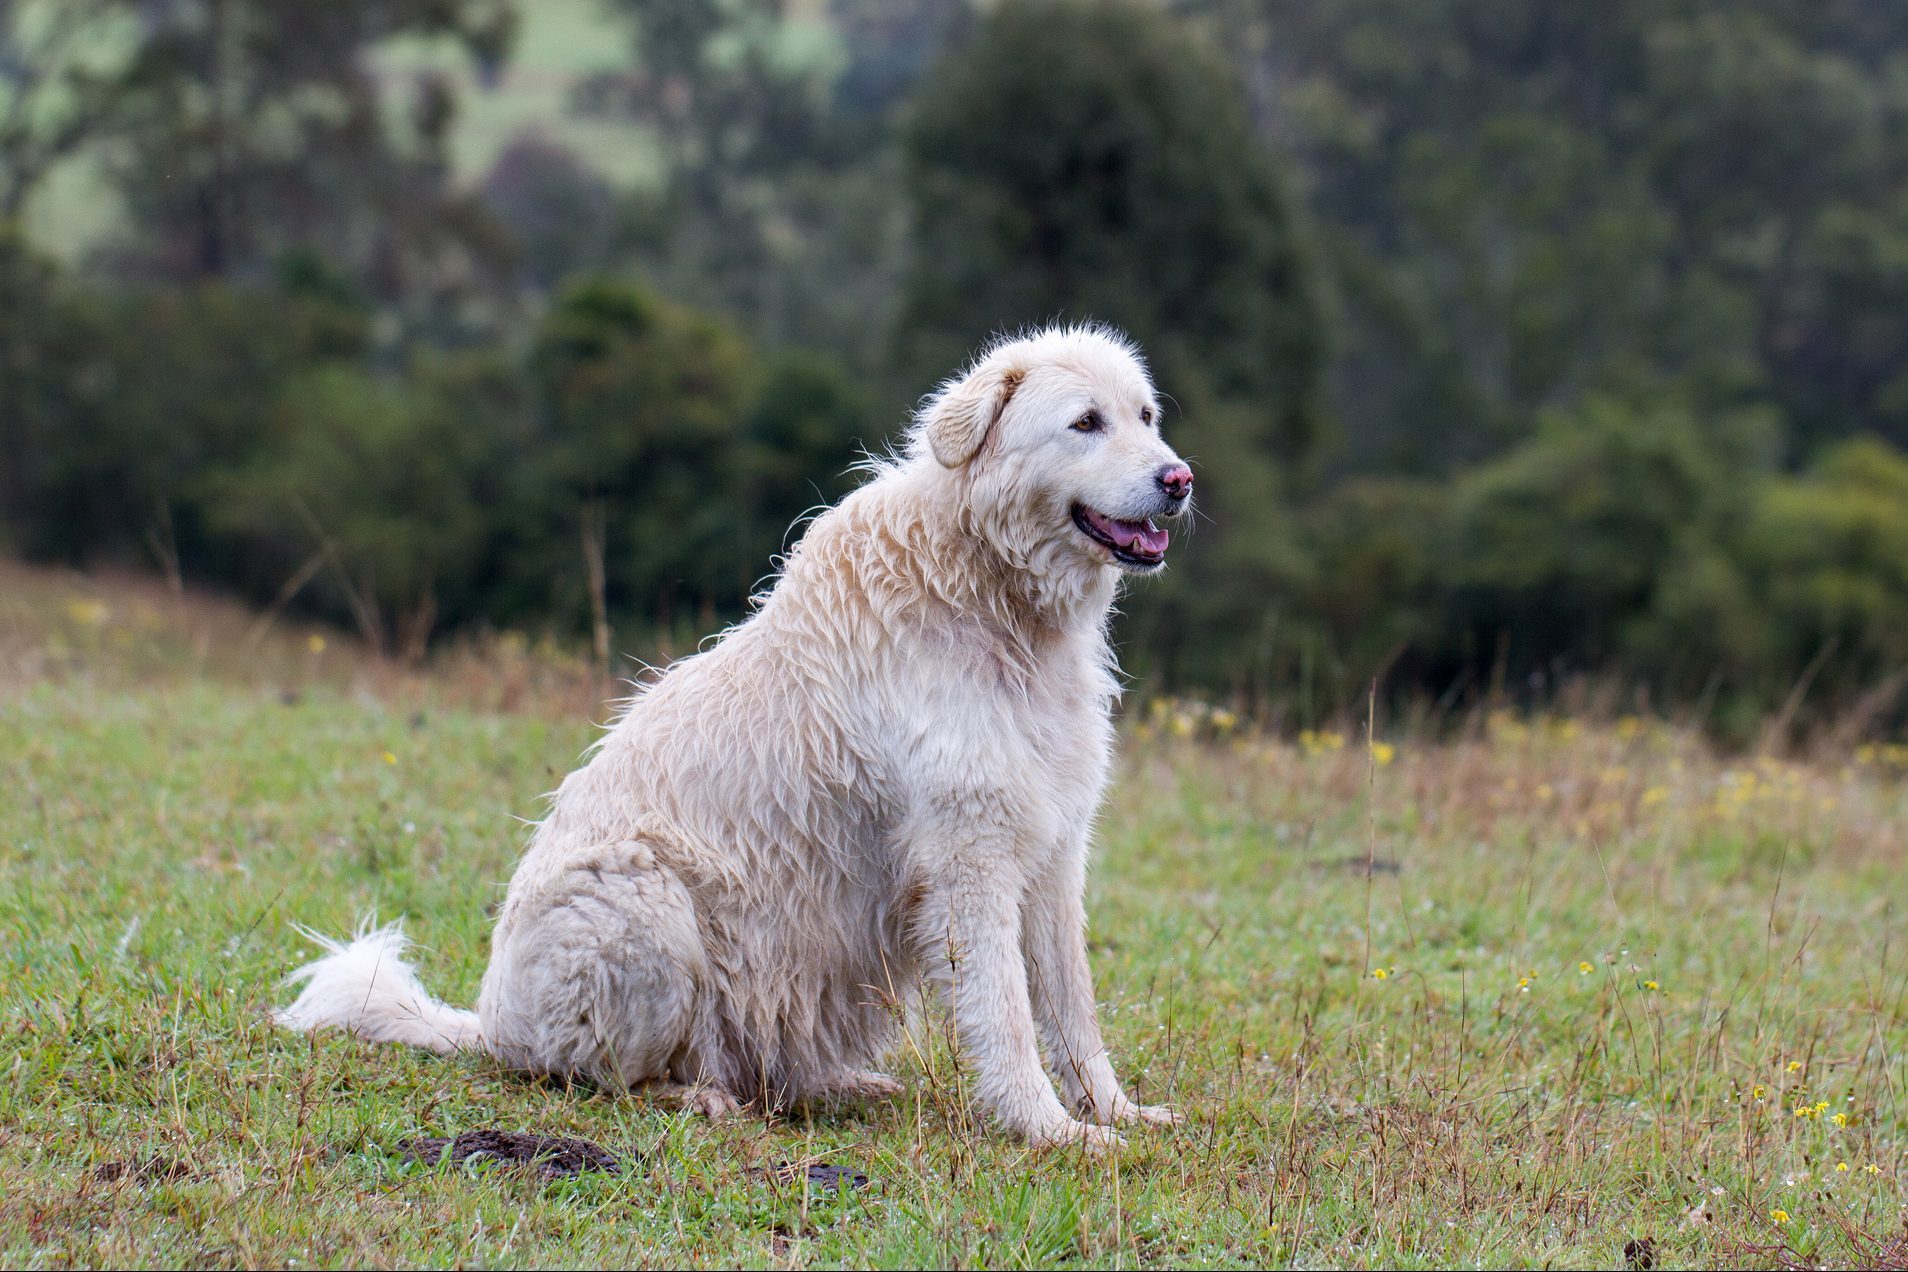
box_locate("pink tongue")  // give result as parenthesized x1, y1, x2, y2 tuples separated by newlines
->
(1105, 515, 1168, 555)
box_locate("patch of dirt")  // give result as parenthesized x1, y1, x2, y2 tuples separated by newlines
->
(755, 1160, 870, 1193)
(90, 1155, 193, 1185)
(396, 1129, 626, 1179)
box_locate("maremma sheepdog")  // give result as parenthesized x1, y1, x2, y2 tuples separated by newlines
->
(279, 324, 1195, 1149)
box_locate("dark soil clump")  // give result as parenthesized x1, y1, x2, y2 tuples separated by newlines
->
(397, 1129, 626, 1179)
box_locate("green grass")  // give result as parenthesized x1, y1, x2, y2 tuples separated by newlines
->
(2, 573, 1905, 1268)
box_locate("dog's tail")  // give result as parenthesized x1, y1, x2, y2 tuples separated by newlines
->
(274, 920, 482, 1055)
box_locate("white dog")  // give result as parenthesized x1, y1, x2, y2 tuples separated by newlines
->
(279, 324, 1195, 1149)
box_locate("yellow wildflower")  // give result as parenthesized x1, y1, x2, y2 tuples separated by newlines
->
(1579, 961, 1594, 975)
(1370, 741, 1396, 766)
(1836, 1162, 1851, 1173)
(1643, 980, 1659, 991)
(308, 633, 327, 653)
(382, 751, 397, 765)
(1770, 1209, 1790, 1225)
(1787, 1061, 1803, 1073)
(1832, 1112, 1849, 1127)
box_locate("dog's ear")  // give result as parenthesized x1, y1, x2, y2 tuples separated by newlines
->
(921, 364, 1024, 469)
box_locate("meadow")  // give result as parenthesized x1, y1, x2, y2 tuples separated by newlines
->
(1, 562, 1903, 1269)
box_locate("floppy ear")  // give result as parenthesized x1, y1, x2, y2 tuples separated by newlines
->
(921, 364, 1024, 469)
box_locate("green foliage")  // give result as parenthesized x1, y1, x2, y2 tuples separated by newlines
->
(1746, 438, 1908, 697)
(1238, 0, 1908, 467)
(8, 0, 1908, 728)
(0, 262, 870, 656)
(205, 359, 522, 654)
(527, 280, 758, 626)
(0, 278, 370, 567)
(902, 0, 1326, 466)
(734, 352, 872, 577)
(1445, 396, 1755, 672)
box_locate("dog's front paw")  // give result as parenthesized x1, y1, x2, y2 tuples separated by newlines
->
(1029, 1119, 1127, 1154)
(1076, 1091, 1184, 1128)
(688, 1086, 742, 1118)
(1114, 1100, 1182, 1127)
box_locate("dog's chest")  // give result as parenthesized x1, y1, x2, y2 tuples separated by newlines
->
(914, 623, 1115, 818)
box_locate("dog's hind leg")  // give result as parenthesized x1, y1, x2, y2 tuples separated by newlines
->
(800, 1068, 905, 1108)
(478, 839, 733, 1103)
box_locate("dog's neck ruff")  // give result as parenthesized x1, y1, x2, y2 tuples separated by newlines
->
(929, 467, 1122, 648)
(776, 461, 1121, 674)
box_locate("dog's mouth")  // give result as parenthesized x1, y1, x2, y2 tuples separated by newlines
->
(1071, 504, 1169, 571)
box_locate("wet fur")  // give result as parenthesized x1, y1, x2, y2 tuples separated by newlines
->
(278, 325, 1191, 1148)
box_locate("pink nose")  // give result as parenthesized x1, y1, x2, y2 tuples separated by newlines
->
(1157, 464, 1193, 500)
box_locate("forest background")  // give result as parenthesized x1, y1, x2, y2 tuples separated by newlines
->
(5, 0, 1908, 741)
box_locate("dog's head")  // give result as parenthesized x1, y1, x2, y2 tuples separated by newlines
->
(914, 325, 1193, 581)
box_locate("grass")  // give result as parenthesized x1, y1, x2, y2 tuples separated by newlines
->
(2, 563, 1905, 1269)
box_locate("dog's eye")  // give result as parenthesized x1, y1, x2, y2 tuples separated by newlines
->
(1070, 411, 1104, 434)
(1140, 406, 1154, 426)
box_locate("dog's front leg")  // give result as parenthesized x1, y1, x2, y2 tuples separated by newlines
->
(1023, 852, 1181, 1128)
(914, 860, 1123, 1151)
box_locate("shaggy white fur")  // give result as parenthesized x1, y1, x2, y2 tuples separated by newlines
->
(278, 324, 1194, 1149)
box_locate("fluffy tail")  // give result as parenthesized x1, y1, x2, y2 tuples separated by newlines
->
(274, 920, 482, 1055)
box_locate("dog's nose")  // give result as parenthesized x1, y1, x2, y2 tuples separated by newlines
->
(1156, 464, 1193, 500)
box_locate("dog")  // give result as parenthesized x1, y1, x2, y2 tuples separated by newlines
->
(278, 324, 1195, 1149)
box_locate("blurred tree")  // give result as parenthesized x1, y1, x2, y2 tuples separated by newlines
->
(1745, 437, 1908, 705)
(577, 0, 912, 362)
(95, 0, 519, 338)
(0, 0, 128, 219)
(1443, 393, 1777, 696)
(3, 278, 371, 576)
(902, 0, 1326, 470)
(1200, 0, 1908, 466)
(732, 351, 870, 594)
(0, 226, 66, 549)
(479, 134, 624, 293)
(524, 280, 756, 639)
(203, 361, 515, 657)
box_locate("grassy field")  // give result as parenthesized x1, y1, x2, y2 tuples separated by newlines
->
(2, 563, 1904, 1269)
